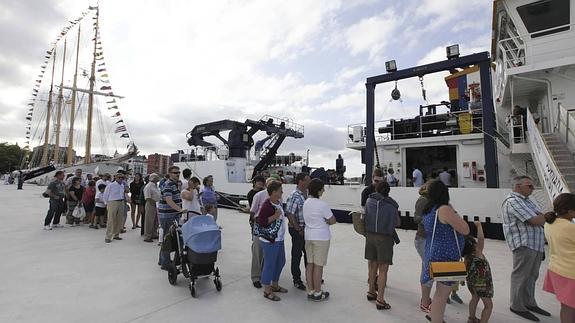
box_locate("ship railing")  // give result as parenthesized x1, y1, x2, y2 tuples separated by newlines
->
(347, 109, 484, 144)
(556, 103, 575, 152)
(260, 115, 305, 136)
(507, 115, 527, 144)
(497, 22, 575, 70)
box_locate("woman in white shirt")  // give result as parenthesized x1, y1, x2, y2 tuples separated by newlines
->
(181, 177, 204, 219)
(303, 178, 336, 302)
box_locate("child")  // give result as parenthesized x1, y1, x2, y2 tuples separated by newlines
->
(92, 184, 106, 229)
(463, 221, 493, 323)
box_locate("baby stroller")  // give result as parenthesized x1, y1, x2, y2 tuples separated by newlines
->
(166, 214, 222, 297)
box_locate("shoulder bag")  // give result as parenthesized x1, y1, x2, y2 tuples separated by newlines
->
(253, 219, 282, 241)
(429, 209, 467, 282)
(351, 211, 366, 236)
(253, 202, 282, 241)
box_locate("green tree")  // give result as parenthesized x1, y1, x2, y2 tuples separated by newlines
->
(0, 143, 23, 173)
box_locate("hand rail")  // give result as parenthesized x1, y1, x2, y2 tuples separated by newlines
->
(347, 109, 484, 143)
(557, 103, 575, 146)
(496, 22, 574, 69)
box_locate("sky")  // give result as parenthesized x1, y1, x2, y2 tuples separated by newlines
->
(0, 0, 493, 176)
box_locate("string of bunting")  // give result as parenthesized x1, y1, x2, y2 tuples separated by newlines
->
(93, 22, 131, 141)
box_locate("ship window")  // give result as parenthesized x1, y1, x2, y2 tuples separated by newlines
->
(517, 0, 570, 38)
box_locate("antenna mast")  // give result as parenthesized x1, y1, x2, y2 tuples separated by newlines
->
(85, 6, 98, 164)
(67, 25, 81, 166)
(40, 48, 57, 167)
(53, 39, 67, 165)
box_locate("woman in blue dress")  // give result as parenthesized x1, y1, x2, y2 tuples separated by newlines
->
(421, 180, 470, 323)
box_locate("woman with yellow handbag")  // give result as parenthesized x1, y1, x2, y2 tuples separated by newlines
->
(421, 180, 470, 323)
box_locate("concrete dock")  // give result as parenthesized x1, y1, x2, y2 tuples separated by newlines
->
(0, 184, 560, 322)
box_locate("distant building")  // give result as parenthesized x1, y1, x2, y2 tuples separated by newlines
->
(127, 155, 148, 175)
(170, 150, 197, 163)
(147, 153, 172, 175)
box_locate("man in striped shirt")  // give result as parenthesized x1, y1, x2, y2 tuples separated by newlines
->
(285, 172, 310, 290)
(158, 165, 186, 269)
(502, 175, 550, 321)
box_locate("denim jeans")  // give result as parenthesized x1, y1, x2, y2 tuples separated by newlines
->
(288, 227, 307, 283)
(44, 199, 63, 226)
(260, 240, 285, 286)
(414, 236, 432, 287)
(158, 214, 180, 267)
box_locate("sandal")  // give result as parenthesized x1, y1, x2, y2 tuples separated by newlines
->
(420, 301, 432, 313)
(376, 300, 391, 310)
(263, 292, 281, 301)
(425, 315, 446, 323)
(272, 286, 288, 293)
(367, 291, 377, 301)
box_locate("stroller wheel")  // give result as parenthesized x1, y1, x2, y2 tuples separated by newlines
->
(214, 278, 222, 292)
(167, 264, 178, 285)
(189, 284, 197, 297)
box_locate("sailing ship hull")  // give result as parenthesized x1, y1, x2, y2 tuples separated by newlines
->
(26, 162, 126, 185)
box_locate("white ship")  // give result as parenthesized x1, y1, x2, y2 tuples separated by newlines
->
(174, 0, 575, 240)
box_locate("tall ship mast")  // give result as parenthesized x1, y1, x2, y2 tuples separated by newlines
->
(22, 5, 137, 181)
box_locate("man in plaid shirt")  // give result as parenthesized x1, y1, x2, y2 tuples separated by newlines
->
(502, 175, 550, 321)
(285, 172, 311, 290)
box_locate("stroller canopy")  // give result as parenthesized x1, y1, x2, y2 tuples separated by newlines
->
(182, 215, 221, 253)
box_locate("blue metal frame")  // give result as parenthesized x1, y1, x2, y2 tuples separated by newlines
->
(364, 52, 498, 188)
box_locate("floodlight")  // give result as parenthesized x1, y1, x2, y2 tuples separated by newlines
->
(446, 44, 460, 59)
(385, 60, 397, 73)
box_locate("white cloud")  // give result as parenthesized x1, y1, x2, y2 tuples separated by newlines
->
(344, 9, 399, 60)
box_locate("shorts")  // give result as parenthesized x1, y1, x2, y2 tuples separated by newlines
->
(95, 206, 106, 217)
(305, 240, 330, 266)
(365, 232, 394, 265)
(84, 202, 95, 213)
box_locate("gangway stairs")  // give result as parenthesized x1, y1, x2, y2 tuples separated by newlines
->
(541, 133, 575, 192)
(525, 110, 573, 202)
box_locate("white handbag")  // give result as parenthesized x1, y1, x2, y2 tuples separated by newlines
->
(72, 205, 86, 219)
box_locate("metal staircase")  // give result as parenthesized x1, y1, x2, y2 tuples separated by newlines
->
(524, 110, 573, 202)
(541, 133, 575, 192)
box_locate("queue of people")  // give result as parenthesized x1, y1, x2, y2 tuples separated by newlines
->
(39, 167, 574, 322)
(358, 170, 568, 323)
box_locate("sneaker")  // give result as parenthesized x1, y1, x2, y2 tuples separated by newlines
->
(52, 224, 63, 228)
(309, 291, 330, 302)
(43, 225, 53, 230)
(69, 223, 75, 227)
(252, 281, 262, 289)
(105, 239, 112, 243)
(294, 281, 306, 291)
(451, 292, 463, 304)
